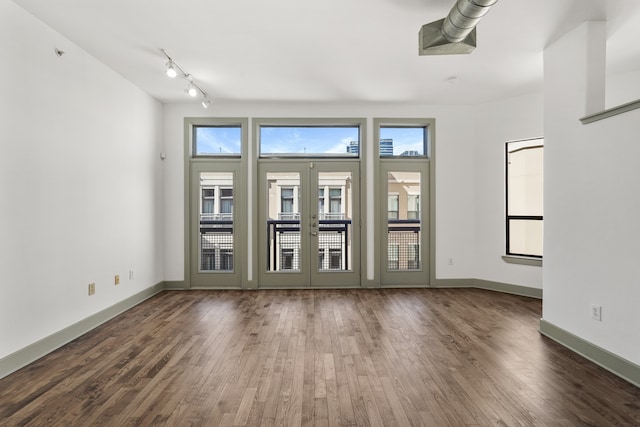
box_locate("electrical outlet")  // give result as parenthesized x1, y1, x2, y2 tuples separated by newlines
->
(129, 269, 134, 280)
(115, 275, 120, 285)
(591, 304, 602, 321)
(448, 257, 454, 266)
(88, 283, 96, 296)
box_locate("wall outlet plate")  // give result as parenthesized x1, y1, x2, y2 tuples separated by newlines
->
(88, 283, 96, 296)
(591, 304, 602, 321)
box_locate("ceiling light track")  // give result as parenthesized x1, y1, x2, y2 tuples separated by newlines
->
(160, 49, 212, 108)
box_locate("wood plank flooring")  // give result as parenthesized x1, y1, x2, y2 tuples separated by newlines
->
(1, 288, 639, 426)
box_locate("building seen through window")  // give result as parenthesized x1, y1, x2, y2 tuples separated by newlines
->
(265, 172, 352, 272)
(199, 172, 235, 271)
(506, 138, 543, 258)
(386, 171, 421, 271)
(379, 126, 427, 157)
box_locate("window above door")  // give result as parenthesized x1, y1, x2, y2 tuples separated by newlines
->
(254, 118, 365, 158)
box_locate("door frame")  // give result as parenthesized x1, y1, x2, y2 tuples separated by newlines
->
(256, 159, 361, 288)
(373, 118, 436, 287)
(189, 161, 245, 287)
(183, 117, 249, 289)
(378, 160, 430, 286)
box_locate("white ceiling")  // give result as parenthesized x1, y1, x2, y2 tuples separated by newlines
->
(12, 0, 640, 105)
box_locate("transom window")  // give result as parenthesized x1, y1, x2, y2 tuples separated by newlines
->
(379, 126, 428, 157)
(259, 125, 360, 157)
(193, 125, 242, 156)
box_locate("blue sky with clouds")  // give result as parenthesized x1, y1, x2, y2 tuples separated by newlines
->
(195, 126, 242, 155)
(195, 125, 425, 156)
(380, 127, 425, 156)
(260, 126, 359, 155)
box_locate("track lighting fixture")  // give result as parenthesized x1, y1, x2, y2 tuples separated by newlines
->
(186, 78, 198, 97)
(165, 61, 177, 78)
(160, 49, 212, 108)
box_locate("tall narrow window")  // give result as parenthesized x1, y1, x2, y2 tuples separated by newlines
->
(281, 187, 295, 219)
(506, 138, 544, 258)
(329, 249, 342, 269)
(220, 249, 234, 270)
(281, 248, 295, 270)
(220, 188, 233, 219)
(388, 194, 399, 219)
(318, 188, 325, 216)
(408, 244, 420, 269)
(407, 194, 420, 220)
(329, 188, 342, 219)
(202, 188, 215, 220)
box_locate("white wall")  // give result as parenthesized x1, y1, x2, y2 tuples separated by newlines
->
(606, 69, 640, 108)
(0, 1, 164, 359)
(473, 93, 544, 289)
(162, 102, 477, 283)
(544, 22, 640, 364)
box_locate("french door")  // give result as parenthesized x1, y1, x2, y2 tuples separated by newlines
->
(258, 160, 360, 287)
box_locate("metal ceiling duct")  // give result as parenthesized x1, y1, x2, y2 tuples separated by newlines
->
(419, 0, 499, 55)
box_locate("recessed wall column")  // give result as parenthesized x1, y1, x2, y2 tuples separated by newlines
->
(542, 19, 640, 382)
(543, 21, 607, 327)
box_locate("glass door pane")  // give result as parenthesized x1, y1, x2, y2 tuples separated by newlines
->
(265, 172, 301, 272)
(385, 171, 422, 271)
(190, 161, 243, 288)
(316, 172, 352, 272)
(258, 160, 360, 288)
(199, 172, 234, 272)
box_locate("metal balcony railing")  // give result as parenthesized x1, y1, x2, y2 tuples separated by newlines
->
(201, 213, 233, 221)
(199, 218, 234, 271)
(387, 218, 420, 232)
(266, 219, 352, 272)
(319, 212, 345, 220)
(200, 219, 233, 234)
(278, 212, 300, 220)
(387, 219, 421, 270)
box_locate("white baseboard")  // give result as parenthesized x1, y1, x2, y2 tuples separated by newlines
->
(0, 282, 164, 380)
(539, 319, 640, 389)
(434, 278, 543, 299)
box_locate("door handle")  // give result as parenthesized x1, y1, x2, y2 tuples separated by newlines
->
(311, 231, 318, 236)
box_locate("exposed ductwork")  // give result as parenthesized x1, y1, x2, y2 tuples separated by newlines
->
(419, 0, 499, 55)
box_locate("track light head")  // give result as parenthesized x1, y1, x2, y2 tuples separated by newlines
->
(165, 61, 177, 78)
(202, 98, 212, 109)
(187, 80, 198, 97)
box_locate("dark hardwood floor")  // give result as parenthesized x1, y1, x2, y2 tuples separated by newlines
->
(1, 288, 639, 426)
